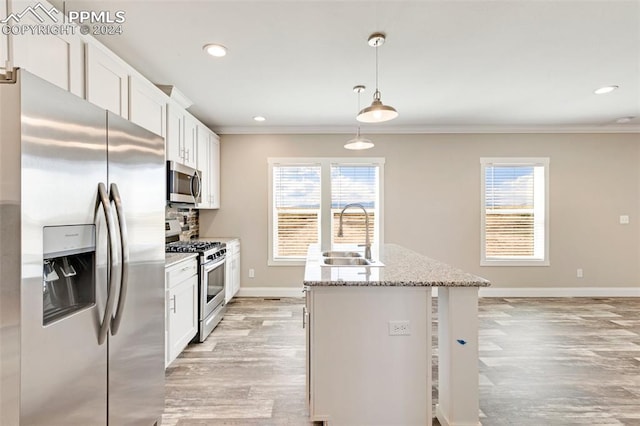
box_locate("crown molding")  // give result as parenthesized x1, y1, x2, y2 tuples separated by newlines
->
(212, 124, 640, 135)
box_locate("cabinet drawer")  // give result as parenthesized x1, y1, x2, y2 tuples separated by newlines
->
(166, 259, 198, 288)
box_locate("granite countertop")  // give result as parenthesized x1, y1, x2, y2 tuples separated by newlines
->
(196, 237, 239, 244)
(304, 243, 490, 287)
(165, 252, 198, 268)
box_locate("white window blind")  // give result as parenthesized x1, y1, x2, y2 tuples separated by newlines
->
(481, 158, 549, 265)
(331, 165, 378, 246)
(272, 165, 321, 258)
(268, 158, 385, 265)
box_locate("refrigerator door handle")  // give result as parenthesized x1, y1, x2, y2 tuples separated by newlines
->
(109, 183, 129, 336)
(97, 183, 119, 345)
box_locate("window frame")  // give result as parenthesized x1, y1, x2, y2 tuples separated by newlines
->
(480, 157, 550, 267)
(268, 157, 385, 266)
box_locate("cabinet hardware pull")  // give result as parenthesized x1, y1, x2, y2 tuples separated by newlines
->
(302, 306, 307, 329)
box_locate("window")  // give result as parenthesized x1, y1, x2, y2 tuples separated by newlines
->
(272, 164, 321, 258)
(269, 158, 384, 264)
(480, 158, 549, 266)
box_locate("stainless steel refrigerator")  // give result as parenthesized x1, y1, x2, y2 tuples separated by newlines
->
(0, 70, 165, 425)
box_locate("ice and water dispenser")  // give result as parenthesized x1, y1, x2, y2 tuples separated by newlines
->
(43, 225, 96, 325)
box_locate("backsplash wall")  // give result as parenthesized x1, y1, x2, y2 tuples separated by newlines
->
(166, 205, 199, 240)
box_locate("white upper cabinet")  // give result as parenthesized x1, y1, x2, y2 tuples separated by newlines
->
(166, 101, 184, 165)
(196, 124, 210, 209)
(182, 114, 197, 169)
(8, 0, 84, 97)
(166, 102, 199, 170)
(129, 76, 166, 137)
(85, 43, 129, 118)
(194, 125, 220, 209)
(166, 100, 198, 169)
(209, 134, 221, 209)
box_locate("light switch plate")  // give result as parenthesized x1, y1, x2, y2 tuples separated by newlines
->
(620, 215, 630, 225)
(389, 320, 410, 336)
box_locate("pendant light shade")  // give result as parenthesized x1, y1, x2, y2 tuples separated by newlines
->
(344, 129, 374, 150)
(357, 33, 398, 123)
(357, 90, 398, 123)
(345, 85, 374, 150)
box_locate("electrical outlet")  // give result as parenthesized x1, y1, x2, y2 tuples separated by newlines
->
(577, 268, 583, 278)
(248, 268, 255, 278)
(620, 215, 630, 225)
(389, 320, 410, 336)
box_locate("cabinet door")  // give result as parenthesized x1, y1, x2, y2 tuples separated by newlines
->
(167, 275, 198, 365)
(232, 250, 240, 298)
(166, 102, 184, 164)
(86, 43, 129, 117)
(10, 0, 83, 97)
(224, 249, 233, 303)
(182, 115, 198, 169)
(209, 134, 221, 208)
(196, 125, 210, 208)
(305, 290, 312, 410)
(129, 76, 166, 137)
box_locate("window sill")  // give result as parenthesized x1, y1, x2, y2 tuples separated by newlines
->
(481, 260, 550, 267)
(268, 259, 307, 267)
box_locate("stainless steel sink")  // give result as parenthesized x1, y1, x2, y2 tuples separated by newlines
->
(321, 251, 362, 258)
(320, 257, 384, 267)
(322, 258, 370, 266)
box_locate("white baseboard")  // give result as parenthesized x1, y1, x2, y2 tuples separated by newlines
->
(237, 286, 640, 298)
(237, 287, 305, 298)
(478, 287, 640, 298)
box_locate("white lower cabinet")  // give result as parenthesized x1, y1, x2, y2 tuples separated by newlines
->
(225, 240, 240, 303)
(165, 257, 198, 367)
(306, 286, 431, 424)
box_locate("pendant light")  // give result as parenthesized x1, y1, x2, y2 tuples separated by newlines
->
(357, 33, 398, 123)
(345, 85, 374, 150)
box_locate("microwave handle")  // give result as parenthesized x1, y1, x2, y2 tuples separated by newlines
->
(191, 171, 201, 202)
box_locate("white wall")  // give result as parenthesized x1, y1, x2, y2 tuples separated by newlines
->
(199, 133, 640, 290)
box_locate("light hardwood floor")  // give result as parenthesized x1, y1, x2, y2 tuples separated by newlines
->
(162, 297, 640, 425)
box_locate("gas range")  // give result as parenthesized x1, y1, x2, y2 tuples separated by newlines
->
(165, 240, 226, 261)
(165, 219, 227, 343)
(165, 219, 226, 261)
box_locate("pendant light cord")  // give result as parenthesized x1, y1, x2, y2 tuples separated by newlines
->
(356, 88, 362, 137)
(375, 43, 379, 94)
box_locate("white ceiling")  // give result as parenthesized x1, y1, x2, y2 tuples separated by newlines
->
(53, 0, 640, 134)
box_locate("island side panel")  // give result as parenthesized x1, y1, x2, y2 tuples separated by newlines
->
(309, 286, 432, 425)
(436, 287, 480, 426)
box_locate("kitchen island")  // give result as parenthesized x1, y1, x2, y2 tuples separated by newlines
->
(303, 244, 490, 426)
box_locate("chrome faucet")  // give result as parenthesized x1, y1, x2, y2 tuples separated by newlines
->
(337, 203, 371, 260)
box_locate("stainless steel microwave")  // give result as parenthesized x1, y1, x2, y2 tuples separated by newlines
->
(167, 161, 202, 204)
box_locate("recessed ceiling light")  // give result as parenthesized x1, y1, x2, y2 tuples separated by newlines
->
(616, 116, 635, 124)
(594, 85, 619, 95)
(203, 43, 227, 57)
(253, 116, 266, 122)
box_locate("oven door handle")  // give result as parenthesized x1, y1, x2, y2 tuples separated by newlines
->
(202, 257, 226, 272)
